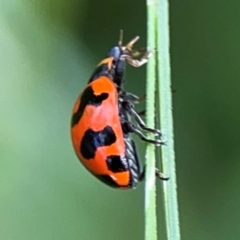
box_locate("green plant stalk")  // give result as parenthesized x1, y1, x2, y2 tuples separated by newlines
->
(144, 0, 157, 240)
(156, 0, 181, 239)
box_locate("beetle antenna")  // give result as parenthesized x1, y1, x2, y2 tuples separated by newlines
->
(125, 36, 140, 50)
(118, 29, 124, 46)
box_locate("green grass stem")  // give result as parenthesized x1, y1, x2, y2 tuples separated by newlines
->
(156, 0, 181, 239)
(145, 0, 180, 239)
(144, 0, 158, 240)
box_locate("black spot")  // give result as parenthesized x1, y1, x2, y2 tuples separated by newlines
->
(71, 86, 109, 127)
(80, 126, 116, 159)
(96, 175, 121, 188)
(106, 155, 128, 173)
(88, 65, 112, 83)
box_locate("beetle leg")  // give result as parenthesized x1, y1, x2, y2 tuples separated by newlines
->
(131, 47, 146, 57)
(139, 165, 169, 181)
(118, 91, 145, 115)
(119, 92, 140, 103)
(122, 101, 163, 136)
(138, 94, 146, 102)
(137, 110, 145, 116)
(121, 122, 164, 146)
(119, 91, 146, 104)
(126, 50, 154, 67)
(155, 169, 169, 180)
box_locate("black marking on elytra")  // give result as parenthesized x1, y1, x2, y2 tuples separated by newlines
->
(96, 175, 121, 188)
(71, 86, 109, 127)
(80, 126, 116, 159)
(106, 155, 128, 173)
(88, 64, 114, 83)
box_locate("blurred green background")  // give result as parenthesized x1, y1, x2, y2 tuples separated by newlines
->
(1, 0, 240, 239)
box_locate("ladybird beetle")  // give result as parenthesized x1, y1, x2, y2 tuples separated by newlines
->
(71, 31, 168, 189)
